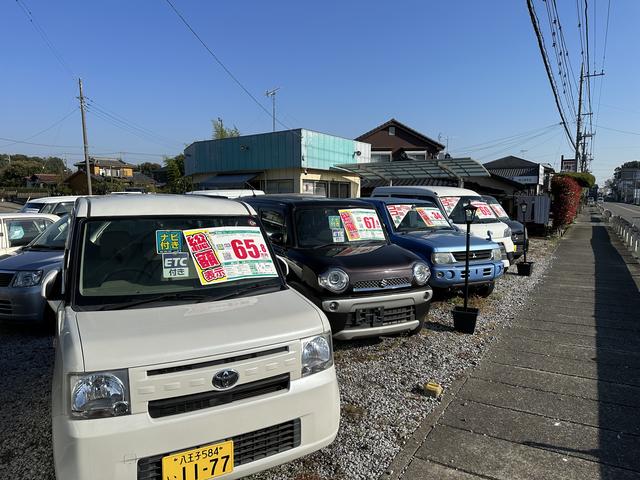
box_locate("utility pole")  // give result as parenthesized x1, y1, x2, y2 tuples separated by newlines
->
(265, 88, 280, 132)
(78, 78, 92, 195)
(575, 63, 584, 172)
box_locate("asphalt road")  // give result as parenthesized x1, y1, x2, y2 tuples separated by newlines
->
(603, 201, 640, 228)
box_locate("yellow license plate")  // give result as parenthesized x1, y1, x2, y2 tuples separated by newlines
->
(162, 440, 233, 480)
(513, 245, 517, 252)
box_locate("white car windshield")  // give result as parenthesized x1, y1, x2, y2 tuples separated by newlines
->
(75, 215, 283, 310)
(441, 196, 499, 225)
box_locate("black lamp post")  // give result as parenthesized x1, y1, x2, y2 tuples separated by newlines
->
(517, 201, 533, 276)
(452, 202, 480, 333)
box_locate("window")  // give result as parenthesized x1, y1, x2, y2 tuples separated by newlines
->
(405, 151, 427, 161)
(264, 179, 294, 194)
(388, 126, 396, 136)
(260, 210, 287, 243)
(6, 218, 51, 247)
(327, 182, 351, 198)
(371, 151, 392, 163)
(302, 180, 328, 196)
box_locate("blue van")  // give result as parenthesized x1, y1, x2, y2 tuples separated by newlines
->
(362, 197, 504, 296)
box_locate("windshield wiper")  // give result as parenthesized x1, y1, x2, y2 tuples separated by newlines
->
(311, 242, 345, 249)
(98, 292, 211, 311)
(211, 283, 282, 302)
(24, 244, 63, 250)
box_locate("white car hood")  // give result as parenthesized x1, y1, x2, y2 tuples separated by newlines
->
(454, 221, 508, 242)
(74, 288, 327, 372)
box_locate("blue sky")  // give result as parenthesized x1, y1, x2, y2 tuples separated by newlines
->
(1, 0, 638, 183)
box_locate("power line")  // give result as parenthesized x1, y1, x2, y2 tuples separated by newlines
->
(84, 101, 182, 149)
(0, 107, 78, 148)
(163, 0, 274, 122)
(594, 124, 640, 137)
(14, 0, 75, 80)
(452, 123, 560, 154)
(543, 0, 578, 121)
(163, 0, 303, 137)
(526, 0, 577, 151)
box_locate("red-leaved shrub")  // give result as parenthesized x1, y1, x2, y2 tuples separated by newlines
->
(551, 175, 582, 229)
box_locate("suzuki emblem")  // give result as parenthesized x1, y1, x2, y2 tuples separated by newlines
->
(212, 369, 239, 390)
(379, 279, 389, 288)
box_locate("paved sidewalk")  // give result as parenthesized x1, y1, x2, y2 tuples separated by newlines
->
(392, 210, 640, 479)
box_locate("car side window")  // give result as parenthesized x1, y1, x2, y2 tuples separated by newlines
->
(260, 209, 287, 245)
(52, 202, 73, 215)
(6, 219, 49, 247)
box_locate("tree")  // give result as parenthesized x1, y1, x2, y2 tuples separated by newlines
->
(164, 154, 190, 193)
(138, 162, 162, 177)
(212, 117, 240, 139)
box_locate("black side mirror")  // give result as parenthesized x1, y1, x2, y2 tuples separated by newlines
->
(270, 232, 285, 245)
(43, 269, 62, 301)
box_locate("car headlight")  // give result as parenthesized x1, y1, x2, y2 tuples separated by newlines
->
(12, 270, 43, 288)
(431, 252, 455, 264)
(318, 268, 349, 293)
(70, 370, 130, 419)
(491, 248, 502, 261)
(504, 227, 512, 238)
(301, 333, 333, 377)
(413, 262, 431, 285)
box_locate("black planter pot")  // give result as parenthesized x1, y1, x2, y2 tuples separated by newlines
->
(517, 262, 534, 276)
(452, 306, 479, 334)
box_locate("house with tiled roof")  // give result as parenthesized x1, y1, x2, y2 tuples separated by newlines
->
(73, 157, 134, 178)
(483, 156, 555, 195)
(355, 118, 445, 162)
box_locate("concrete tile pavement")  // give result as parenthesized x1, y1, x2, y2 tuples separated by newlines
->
(389, 209, 640, 479)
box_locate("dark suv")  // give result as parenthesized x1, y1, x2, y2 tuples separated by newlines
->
(481, 195, 528, 260)
(243, 195, 433, 340)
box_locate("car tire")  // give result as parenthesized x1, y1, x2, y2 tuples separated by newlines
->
(408, 304, 430, 336)
(474, 282, 495, 298)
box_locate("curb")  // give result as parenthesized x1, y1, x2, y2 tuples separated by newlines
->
(380, 372, 470, 480)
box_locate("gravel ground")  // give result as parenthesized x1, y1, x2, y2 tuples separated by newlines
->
(250, 237, 558, 480)
(0, 238, 556, 480)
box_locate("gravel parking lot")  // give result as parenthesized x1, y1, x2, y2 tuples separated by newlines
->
(0, 238, 556, 480)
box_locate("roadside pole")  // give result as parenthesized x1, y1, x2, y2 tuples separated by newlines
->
(78, 78, 92, 195)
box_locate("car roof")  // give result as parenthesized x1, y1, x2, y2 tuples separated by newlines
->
(373, 186, 480, 197)
(0, 213, 59, 220)
(241, 194, 375, 208)
(25, 195, 81, 204)
(361, 197, 438, 206)
(74, 194, 254, 218)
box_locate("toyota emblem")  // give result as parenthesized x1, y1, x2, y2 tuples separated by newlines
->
(212, 369, 239, 390)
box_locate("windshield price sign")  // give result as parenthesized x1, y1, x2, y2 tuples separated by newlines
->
(183, 226, 278, 286)
(440, 197, 460, 216)
(415, 207, 450, 227)
(470, 201, 497, 219)
(489, 202, 509, 219)
(338, 209, 385, 241)
(386, 204, 413, 227)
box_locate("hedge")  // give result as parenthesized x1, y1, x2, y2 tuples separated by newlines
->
(551, 175, 582, 229)
(555, 172, 596, 188)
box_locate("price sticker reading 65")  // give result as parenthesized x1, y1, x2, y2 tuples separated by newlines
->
(230, 238, 267, 260)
